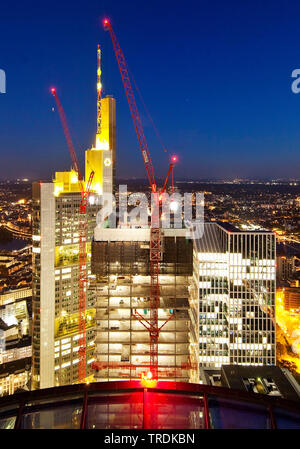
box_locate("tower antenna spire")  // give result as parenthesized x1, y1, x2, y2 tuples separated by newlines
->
(97, 44, 102, 138)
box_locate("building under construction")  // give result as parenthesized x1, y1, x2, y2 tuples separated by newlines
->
(91, 227, 199, 382)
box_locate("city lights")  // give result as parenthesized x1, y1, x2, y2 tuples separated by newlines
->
(2, 3, 300, 432)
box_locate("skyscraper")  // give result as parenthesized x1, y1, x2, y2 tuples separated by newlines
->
(31, 179, 100, 389)
(195, 222, 276, 369)
(32, 60, 116, 388)
(85, 96, 116, 195)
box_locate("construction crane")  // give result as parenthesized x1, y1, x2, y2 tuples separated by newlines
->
(51, 87, 94, 383)
(104, 19, 177, 380)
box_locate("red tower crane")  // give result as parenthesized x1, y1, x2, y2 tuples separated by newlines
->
(51, 88, 94, 383)
(104, 19, 176, 380)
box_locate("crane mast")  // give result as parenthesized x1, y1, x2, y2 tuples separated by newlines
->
(51, 88, 94, 383)
(104, 19, 176, 380)
(104, 20, 157, 193)
(51, 88, 83, 182)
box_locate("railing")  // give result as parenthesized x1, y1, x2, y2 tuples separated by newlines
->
(0, 380, 299, 429)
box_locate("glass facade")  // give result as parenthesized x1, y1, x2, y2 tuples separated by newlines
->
(0, 380, 298, 429)
(208, 395, 271, 429)
(195, 223, 276, 368)
(21, 402, 82, 429)
(32, 183, 99, 388)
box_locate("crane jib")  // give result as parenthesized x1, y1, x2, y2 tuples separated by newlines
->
(105, 20, 179, 380)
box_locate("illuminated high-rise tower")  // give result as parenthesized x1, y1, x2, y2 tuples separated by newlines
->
(32, 45, 116, 389)
(85, 45, 116, 195)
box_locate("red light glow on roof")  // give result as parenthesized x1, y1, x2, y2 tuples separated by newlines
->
(140, 371, 157, 387)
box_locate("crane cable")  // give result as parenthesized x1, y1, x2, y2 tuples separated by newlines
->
(125, 61, 176, 193)
(125, 61, 168, 156)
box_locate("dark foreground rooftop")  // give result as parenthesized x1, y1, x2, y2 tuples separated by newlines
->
(0, 380, 300, 429)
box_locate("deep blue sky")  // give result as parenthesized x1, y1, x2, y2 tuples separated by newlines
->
(1, 0, 300, 180)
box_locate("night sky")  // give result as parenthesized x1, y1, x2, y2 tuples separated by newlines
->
(1, 0, 300, 181)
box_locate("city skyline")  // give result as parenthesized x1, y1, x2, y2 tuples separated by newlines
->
(1, 0, 300, 432)
(1, 0, 300, 181)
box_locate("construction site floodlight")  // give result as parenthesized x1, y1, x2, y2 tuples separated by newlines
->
(141, 370, 154, 381)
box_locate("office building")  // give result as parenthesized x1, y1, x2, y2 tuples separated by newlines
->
(277, 254, 296, 283)
(195, 222, 276, 368)
(278, 287, 300, 312)
(32, 87, 116, 388)
(0, 287, 32, 395)
(32, 182, 97, 389)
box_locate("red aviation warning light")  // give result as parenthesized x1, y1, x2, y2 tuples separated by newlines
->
(171, 155, 178, 163)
